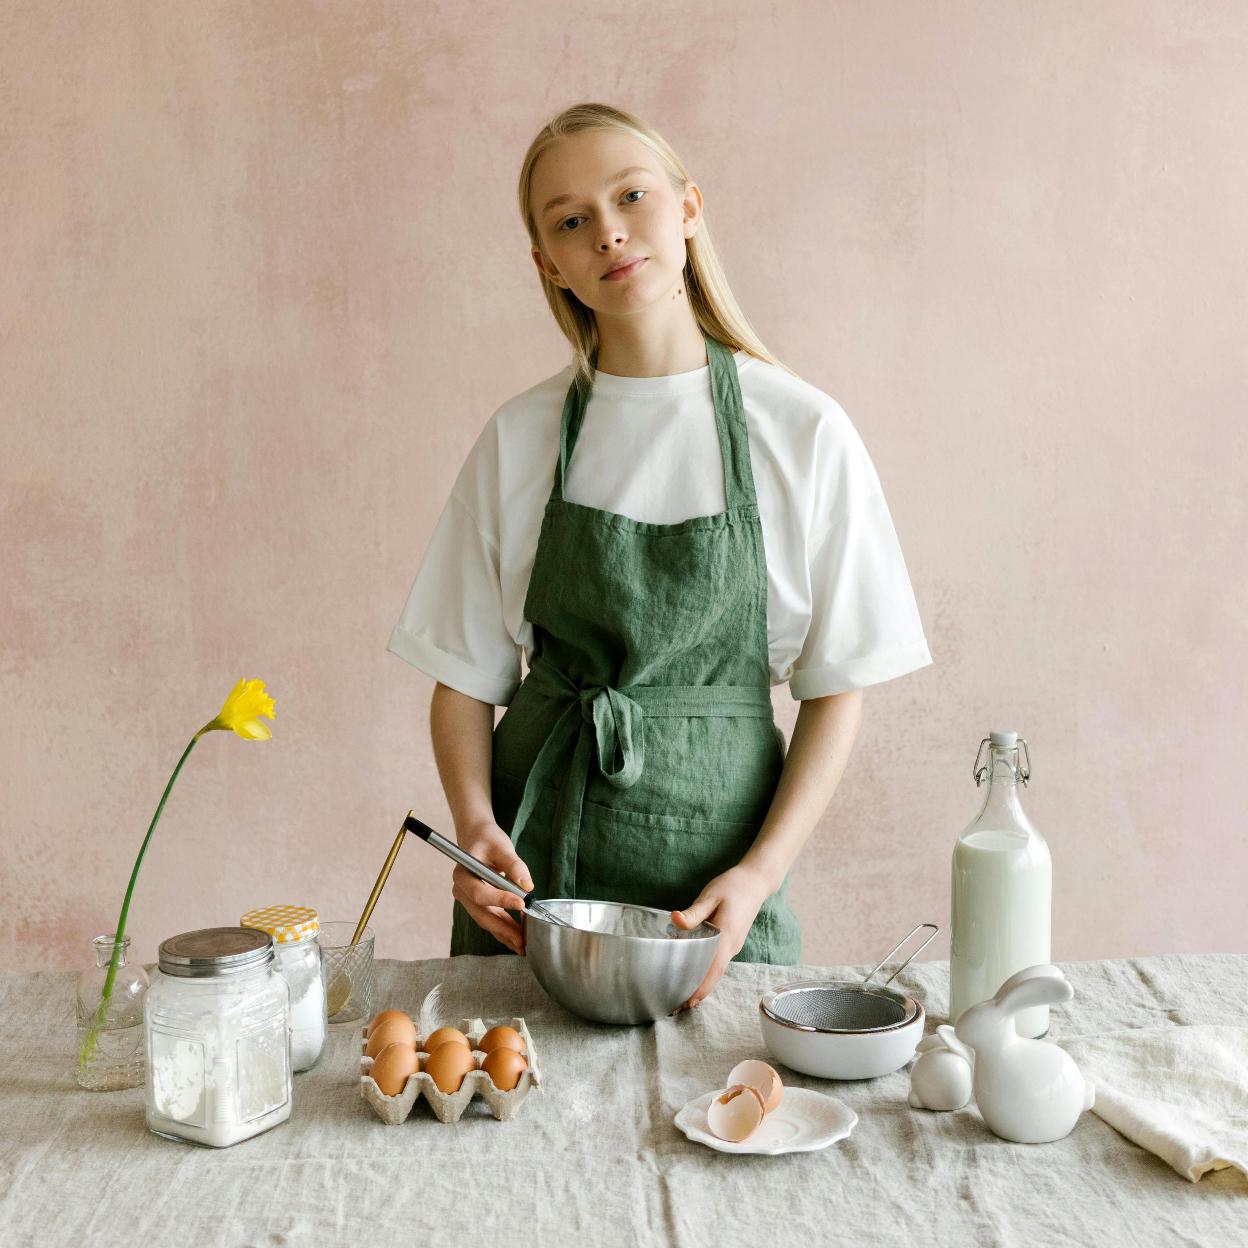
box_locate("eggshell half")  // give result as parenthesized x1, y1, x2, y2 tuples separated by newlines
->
(707, 1083, 767, 1142)
(726, 1059, 784, 1113)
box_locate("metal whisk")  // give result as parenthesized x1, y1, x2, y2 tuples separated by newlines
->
(404, 814, 573, 928)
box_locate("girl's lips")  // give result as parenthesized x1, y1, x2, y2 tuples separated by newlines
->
(603, 258, 646, 281)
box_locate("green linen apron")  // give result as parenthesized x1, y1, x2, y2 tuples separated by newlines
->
(450, 333, 801, 964)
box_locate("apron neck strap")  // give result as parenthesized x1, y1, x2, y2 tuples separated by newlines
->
(551, 332, 757, 510)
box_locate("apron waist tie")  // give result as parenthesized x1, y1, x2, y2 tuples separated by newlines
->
(506, 656, 775, 898)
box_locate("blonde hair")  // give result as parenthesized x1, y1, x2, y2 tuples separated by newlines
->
(518, 102, 794, 390)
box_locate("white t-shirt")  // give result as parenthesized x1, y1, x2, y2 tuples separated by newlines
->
(387, 350, 932, 704)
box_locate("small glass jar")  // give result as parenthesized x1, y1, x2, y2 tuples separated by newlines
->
(240, 904, 327, 1072)
(144, 926, 291, 1147)
(75, 933, 150, 1090)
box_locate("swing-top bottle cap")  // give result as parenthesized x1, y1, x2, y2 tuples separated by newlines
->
(989, 730, 1018, 747)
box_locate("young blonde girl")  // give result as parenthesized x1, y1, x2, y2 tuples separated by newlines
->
(388, 102, 931, 1008)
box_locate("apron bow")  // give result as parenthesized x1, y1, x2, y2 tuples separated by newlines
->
(579, 684, 645, 790)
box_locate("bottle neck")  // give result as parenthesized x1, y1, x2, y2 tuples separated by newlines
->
(974, 748, 1028, 826)
(93, 934, 129, 967)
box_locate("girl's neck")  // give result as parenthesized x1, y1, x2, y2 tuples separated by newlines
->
(594, 303, 708, 378)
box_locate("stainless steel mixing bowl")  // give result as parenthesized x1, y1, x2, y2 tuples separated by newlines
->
(522, 899, 721, 1025)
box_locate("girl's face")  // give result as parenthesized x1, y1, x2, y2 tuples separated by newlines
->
(529, 130, 702, 317)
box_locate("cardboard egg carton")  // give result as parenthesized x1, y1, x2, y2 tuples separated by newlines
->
(359, 1016, 541, 1124)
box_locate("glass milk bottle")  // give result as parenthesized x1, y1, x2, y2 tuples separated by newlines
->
(949, 731, 1052, 1038)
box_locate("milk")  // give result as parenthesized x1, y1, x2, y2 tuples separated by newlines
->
(948, 734, 1052, 1039)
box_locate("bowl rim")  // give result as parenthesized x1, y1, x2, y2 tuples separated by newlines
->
(759, 979, 923, 1035)
(523, 898, 721, 943)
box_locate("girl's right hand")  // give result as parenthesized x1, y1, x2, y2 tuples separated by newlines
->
(452, 820, 534, 956)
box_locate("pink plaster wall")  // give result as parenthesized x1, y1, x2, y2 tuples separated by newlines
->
(3, 2, 1245, 972)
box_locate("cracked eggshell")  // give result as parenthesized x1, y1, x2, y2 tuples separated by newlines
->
(707, 1083, 767, 1143)
(726, 1059, 784, 1113)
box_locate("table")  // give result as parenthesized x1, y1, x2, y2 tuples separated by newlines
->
(2, 953, 1245, 1246)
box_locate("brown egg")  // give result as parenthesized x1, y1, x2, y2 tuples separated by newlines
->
(423, 1026, 470, 1054)
(370, 1042, 419, 1097)
(365, 1016, 418, 1058)
(366, 1009, 412, 1038)
(477, 1024, 525, 1055)
(481, 1046, 528, 1091)
(423, 1040, 477, 1094)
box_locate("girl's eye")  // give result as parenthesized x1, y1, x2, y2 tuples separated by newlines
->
(557, 189, 647, 231)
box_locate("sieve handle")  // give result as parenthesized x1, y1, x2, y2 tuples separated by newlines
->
(863, 922, 939, 988)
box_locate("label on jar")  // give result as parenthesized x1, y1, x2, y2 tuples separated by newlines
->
(236, 1024, 290, 1122)
(150, 1031, 207, 1126)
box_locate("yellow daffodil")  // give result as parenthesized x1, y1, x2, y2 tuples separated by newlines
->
(79, 678, 276, 1078)
(196, 677, 277, 740)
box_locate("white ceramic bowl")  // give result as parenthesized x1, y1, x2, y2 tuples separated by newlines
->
(759, 979, 926, 1080)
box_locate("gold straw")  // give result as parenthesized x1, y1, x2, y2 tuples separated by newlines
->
(350, 811, 414, 943)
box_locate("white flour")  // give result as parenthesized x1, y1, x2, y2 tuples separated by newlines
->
(288, 968, 326, 1070)
(146, 979, 291, 1147)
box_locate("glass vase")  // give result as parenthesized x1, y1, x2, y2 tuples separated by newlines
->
(75, 933, 150, 1090)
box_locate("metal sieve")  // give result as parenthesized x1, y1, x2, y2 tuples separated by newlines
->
(759, 924, 939, 1079)
(766, 983, 914, 1031)
(762, 923, 938, 1034)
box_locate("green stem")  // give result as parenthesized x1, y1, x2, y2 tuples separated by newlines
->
(78, 734, 200, 1070)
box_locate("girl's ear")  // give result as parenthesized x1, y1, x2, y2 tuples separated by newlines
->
(532, 247, 566, 287)
(682, 181, 703, 238)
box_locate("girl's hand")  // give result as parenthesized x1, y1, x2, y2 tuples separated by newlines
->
(452, 819, 533, 956)
(669, 864, 774, 1009)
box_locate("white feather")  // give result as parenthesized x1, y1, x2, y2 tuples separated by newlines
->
(417, 981, 444, 1044)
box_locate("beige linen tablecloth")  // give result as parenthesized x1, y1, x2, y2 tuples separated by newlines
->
(2, 954, 1245, 1247)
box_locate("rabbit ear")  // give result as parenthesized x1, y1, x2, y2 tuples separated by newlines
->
(936, 1024, 975, 1064)
(996, 965, 1073, 1014)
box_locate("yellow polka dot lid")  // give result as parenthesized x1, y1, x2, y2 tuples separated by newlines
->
(239, 904, 320, 944)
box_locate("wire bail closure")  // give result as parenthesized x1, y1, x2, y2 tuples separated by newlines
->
(973, 737, 1032, 787)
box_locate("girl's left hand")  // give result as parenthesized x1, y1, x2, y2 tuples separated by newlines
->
(669, 863, 774, 1010)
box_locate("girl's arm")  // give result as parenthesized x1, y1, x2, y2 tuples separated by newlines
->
(429, 682, 534, 955)
(670, 687, 865, 1007)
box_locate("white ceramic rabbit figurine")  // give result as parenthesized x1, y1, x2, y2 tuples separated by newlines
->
(909, 1024, 975, 1111)
(954, 964, 1095, 1143)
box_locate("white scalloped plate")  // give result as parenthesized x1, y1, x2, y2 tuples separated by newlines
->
(675, 1087, 858, 1155)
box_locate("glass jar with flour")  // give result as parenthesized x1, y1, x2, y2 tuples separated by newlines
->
(949, 731, 1052, 1038)
(240, 903, 327, 1072)
(144, 927, 292, 1147)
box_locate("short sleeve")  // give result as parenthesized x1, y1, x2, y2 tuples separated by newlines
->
(385, 425, 522, 705)
(788, 408, 932, 699)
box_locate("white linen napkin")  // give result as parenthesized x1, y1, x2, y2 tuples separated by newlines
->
(1058, 1025, 1248, 1182)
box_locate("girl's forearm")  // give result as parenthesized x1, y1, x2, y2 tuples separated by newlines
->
(429, 682, 497, 835)
(741, 689, 864, 892)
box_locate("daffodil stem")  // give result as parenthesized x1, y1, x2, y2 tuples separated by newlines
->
(79, 734, 200, 1070)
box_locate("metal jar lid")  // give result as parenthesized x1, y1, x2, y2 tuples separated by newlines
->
(158, 926, 274, 978)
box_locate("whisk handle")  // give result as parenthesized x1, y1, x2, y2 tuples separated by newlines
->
(404, 815, 531, 903)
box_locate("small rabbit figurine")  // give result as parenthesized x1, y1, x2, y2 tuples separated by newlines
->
(954, 964, 1095, 1143)
(909, 1025, 975, 1111)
